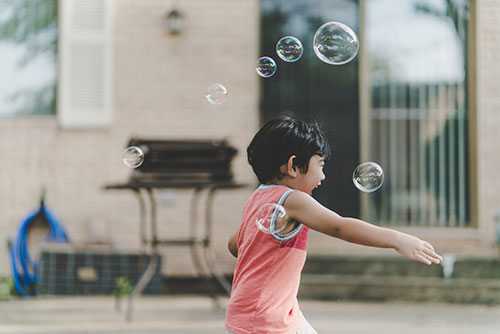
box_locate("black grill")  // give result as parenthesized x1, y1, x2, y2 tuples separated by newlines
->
(127, 138, 238, 184)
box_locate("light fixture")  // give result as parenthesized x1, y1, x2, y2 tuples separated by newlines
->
(164, 8, 184, 36)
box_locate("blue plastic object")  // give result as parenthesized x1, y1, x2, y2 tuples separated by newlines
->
(9, 200, 69, 296)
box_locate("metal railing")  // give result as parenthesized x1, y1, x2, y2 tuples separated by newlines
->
(366, 81, 469, 227)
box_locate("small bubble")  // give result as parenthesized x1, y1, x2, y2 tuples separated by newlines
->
(122, 146, 144, 169)
(256, 56, 277, 78)
(352, 162, 384, 192)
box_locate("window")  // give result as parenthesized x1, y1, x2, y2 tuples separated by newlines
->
(0, 0, 57, 117)
(361, 0, 471, 227)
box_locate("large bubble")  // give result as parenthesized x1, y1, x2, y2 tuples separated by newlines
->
(276, 36, 303, 62)
(352, 162, 384, 193)
(313, 21, 359, 65)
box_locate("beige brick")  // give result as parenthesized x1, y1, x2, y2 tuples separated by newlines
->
(0, 0, 259, 276)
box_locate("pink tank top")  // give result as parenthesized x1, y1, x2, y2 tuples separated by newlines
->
(225, 184, 309, 334)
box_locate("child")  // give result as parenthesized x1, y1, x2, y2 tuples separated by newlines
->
(225, 116, 442, 334)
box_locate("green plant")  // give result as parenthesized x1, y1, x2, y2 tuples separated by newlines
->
(0, 277, 14, 300)
(114, 277, 133, 297)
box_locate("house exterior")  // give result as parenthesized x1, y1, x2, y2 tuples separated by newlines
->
(0, 0, 499, 279)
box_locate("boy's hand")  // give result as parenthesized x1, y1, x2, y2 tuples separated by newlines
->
(394, 233, 443, 265)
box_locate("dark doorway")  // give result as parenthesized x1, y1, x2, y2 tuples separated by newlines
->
(260, 0, 360, 217)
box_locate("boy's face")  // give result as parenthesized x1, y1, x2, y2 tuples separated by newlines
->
(296, 154, 326, 194)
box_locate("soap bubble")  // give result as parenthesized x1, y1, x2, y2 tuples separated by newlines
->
(313, 21, 359, 65)
(122, 146, 144, 169)
(276, 36, 303, 62)
(205, 83, 228, 105)
(352, 162, 384, 193)
(255, 203, 303, 240)
(256, 56, 277, 77)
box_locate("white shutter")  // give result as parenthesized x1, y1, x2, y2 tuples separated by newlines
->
(57, 0, 113, 128)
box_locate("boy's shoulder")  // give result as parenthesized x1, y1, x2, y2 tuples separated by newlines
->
(251, 184, 294, 202)
(242, 184, 293, 216)
(256, 184, 294, 193)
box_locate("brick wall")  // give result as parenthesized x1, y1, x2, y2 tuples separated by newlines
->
(0, 0, 259, 276)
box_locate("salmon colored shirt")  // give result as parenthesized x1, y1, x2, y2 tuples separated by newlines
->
(225, 185, 309, 334)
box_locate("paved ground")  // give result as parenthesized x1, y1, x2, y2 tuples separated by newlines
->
(0, 296, 499, 333)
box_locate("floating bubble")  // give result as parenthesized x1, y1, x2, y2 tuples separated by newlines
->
(352, 162, 384, 193)
(313, 21, 359, 65)
(276, 36, 303, 62)
(205, 83, 228, 105)
(122, 146, 144, 169)
(256, 56, 277, 78)
(255, 203, 303, 241)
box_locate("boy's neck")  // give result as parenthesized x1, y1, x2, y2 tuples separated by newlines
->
(266, 177, 297, 189)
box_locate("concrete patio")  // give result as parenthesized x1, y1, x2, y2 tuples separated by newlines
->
(0, 296, 499, 334)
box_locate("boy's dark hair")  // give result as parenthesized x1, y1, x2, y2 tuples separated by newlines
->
(247, 116, 331, 184)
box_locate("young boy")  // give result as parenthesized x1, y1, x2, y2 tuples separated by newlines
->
(225, 116, 442, 334)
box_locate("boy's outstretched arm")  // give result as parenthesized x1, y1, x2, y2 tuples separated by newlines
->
(228, 232, 238, 258)
(285, 191, 442, 266)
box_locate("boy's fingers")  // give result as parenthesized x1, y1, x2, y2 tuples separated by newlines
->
(431, 251, 443, 263)
(422, 248, 442, 263)
(422, 247, 437, 257)
(415, 254, 431, 265)
(423, 242, 435, 252)
(425, 242, 435, 250)
(422, 242, 443, 262)
(429, 255, 441, 264)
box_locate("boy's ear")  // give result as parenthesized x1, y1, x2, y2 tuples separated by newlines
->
(286, 155, 298, 178)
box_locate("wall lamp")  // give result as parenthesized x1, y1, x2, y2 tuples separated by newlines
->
(164, 7, 184, 36)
